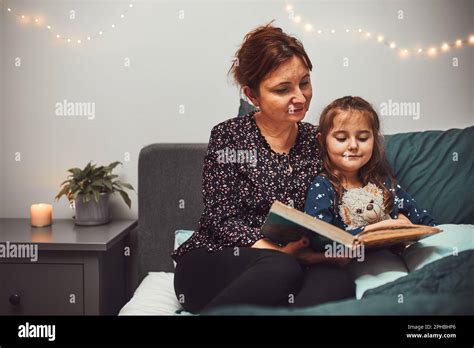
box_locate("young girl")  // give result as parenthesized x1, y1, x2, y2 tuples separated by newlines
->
(305, 96, 436, 244)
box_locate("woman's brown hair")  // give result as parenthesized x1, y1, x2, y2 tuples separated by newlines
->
(318, 96, 396, 213)
(229, 21, 312, 97)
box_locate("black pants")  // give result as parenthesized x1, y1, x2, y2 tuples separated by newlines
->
(174, 247, 355, 313)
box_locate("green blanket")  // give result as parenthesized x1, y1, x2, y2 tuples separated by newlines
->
(205, 250, 474, 315)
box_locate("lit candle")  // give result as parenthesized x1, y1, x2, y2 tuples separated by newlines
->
(30, 204, 53, 227)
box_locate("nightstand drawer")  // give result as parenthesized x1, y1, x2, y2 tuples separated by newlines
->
(0, 263, 84, 315)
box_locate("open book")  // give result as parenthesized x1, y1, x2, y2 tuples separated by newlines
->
(261, 201, 442, 251)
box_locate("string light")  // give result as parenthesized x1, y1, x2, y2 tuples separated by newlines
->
(0, 1, 135, 45)
(400, 49, 409, 58)
(285, 3, 474, 59)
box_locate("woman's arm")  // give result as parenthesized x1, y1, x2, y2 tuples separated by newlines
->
(199, 124, 264, 247)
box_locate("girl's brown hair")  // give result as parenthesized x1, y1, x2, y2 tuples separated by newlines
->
(229, 21, 312, 97)
(318, 96, 395, 213)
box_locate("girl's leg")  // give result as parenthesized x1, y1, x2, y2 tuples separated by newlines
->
(293, 264, 355, 307)
(174, 247, 303, 313)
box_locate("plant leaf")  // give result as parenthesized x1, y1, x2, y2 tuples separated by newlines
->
(117, 189, 132, 209)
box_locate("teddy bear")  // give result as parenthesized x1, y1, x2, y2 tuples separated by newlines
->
(339, 182, 391, 230)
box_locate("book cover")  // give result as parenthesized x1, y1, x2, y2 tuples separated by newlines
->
(261, 201, 441, 252)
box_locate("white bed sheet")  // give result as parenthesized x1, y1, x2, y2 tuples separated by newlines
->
(119, 272, 182, 315)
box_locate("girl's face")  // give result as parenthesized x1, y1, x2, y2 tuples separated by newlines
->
(246, 55, 312, 126)
(325, 111, 374, 177)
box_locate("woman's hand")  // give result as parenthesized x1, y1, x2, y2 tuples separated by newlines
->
(251, 237, 309, 255)
(294, 248, 352, 266)
(252, 237, 351, 266)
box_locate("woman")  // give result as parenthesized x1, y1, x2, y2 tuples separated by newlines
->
(171, 22, 355, 313)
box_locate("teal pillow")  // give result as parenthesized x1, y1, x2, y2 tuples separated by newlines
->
(238, 98, 257, 117)
(174, 230, 194, 250)
(384, 127, 474, 224)
(348, 250, 408, 299)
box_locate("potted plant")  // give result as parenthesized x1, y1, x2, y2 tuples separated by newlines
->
(55, 161, 135, 226)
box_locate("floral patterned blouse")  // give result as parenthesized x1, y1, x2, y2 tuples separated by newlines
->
(171, 110, 322, 261)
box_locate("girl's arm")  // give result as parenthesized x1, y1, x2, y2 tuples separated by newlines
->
(303, 176, 352, 265)
(304, 176, 337, 224)
(392, 184, 437, 226)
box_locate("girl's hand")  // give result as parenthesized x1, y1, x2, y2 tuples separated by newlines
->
(397, 213, 412, 224)
(362, 217, 412, 233)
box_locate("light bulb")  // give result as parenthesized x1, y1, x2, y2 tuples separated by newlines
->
(47, 25, 51, 30)
(129, 3, 133, 8)
(87, 36, 91, 40)
(286, 5, 293, 11)
(469, 35, 474, 44)
(304, 24, 313, 32)
(441, 43, 449, 51)
(400, 49, 409, 58)
(389, 42, 396, 49)
(317, 29, 322, 34)
(77, 39, 81, 44)
(56, 34, 61, 39)
(121, 14, 125, 18)
(111, 24, 115, 28)
(345, 29, 350, 33)
(7, 8, 11, 12)
(358, 28, 362, 33)
(377, 35, 384, 42)
(455, 39, 462, 47)
(331, 29, 335, 34)
(99, 31, 103, 35)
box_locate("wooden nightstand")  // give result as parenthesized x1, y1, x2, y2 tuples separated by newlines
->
(0, 218, 137, 315)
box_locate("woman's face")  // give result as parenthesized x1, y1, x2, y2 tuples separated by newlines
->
(246, 55, 312, 125)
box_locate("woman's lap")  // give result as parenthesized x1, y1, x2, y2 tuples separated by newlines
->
(174, 247, 355, 313)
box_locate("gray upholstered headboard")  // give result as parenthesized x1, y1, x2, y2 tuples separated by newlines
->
(137, 143, 207, 283)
